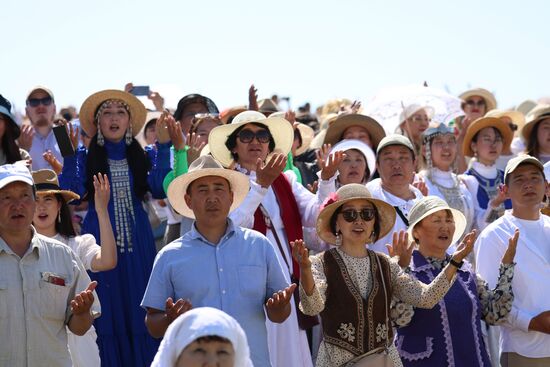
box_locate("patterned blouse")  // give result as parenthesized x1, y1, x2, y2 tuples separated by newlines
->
(392, 255, 515, 328)
(299, 248, 455, 367)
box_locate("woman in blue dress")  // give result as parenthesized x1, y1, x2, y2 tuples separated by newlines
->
(60, 89, 170, 366)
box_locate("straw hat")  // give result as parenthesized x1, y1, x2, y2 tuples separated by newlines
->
(407, 196, 467, 245)
(266, 111, 314, 156)
(32, 169, 80, 203)
(207, 110, 294, 168)
(330, 139, 376, 179)
(459, 88, 497, 111)
(166, 155, 250, 218)
(462, 117, 513, 157)
(485, 109, 526, 137)
(323, 114, 385, 149)
(79, 89, 147, 138)
(521, 104, 550, 142)
(258, 99, 281, 115)
(316, 184, 396, 245)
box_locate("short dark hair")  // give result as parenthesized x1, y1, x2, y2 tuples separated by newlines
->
(329, 203, 381, 242)
(225, 123, 275, 161)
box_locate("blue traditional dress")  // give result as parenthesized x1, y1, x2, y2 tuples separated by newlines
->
(60, 139, 170, 367)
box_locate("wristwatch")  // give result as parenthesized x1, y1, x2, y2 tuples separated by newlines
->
(449, 258, 464, 269)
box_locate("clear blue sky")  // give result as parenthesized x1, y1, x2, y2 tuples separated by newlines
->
(3, 0, 549, 115)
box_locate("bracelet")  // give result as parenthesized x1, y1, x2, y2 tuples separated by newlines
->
(449, 258, 464, 269)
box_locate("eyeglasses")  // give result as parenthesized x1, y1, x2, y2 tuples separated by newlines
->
(340, 208, 375, 222)
(26, 96, 53, 107)
(237, 129, 271, 144)
(465, 100, 486, 107)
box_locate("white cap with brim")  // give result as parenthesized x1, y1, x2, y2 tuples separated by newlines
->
(504, 155, 544, 183)
(407, 196, 467, 245)
(376, 134, 415, 155)
(0, 164, 33, 190)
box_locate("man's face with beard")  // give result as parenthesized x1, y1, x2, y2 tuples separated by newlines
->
(25, 89, 56, 130)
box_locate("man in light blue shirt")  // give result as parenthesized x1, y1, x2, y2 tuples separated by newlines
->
(141, 155, 295, 367)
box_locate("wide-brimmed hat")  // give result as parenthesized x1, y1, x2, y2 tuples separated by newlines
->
(521, 104, 550, 142)
(316, 184, 396, 245)
(0, 94, 20, 139)
(516, 99, 537, 116)
(503, 155, 544, 183)
(330, 139, 376, 179)
(270, 112, 315, 156)
(399, 104, 435, 123)
(459, 88, 497, 111)
(408, 196, 467, 245)
(79, 89, 147, 138)
(167, 155, 250, 218)
(207, 110, 294, 168)
(462, 117, 513, 157)
(258, 99, 281, 115)
(32, 169, 80, 203)
(323, 114, 385, 149)
(485, 109, 526, 137)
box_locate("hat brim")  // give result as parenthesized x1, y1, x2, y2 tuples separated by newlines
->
(323, 114, 385, 149)
(36, 189, 80, 204)
(316, 196, 396, 245)
(295, 123, 315, 156)
(462, 117, 514, 157)
(166, 168, 250, 218)
(407, 207, 467, 246)
(79, 90, 147, 138)
(459, 89, 497, 111)
(0, 175, 34, 190)
(521, 110, 550, 142)
(208, 117, 294, 168)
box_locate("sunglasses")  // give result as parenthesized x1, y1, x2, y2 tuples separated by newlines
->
(27, 96, 53, 107)
(238, 129, 271, 144)
(340, 208, 375, 222)
(465, 100, 485, 107)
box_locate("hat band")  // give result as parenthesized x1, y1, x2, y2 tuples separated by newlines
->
(35, 183, 61, 191)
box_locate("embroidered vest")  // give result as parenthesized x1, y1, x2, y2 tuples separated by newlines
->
(321, 248, 393, 355)
(465, 168, 512, 210)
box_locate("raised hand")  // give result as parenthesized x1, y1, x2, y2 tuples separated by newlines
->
(148, 90, 165, 111)
(265, 284, 297, 312)
(161, 112, 182, 147)
(18, 124, 35, 151)
(165, 297, 192, 322)
(291, 239, 311, 269)
(285, 110, 296, 124)
(248, 84, 259, 111)
(315, 143, 332, 170)
(490, 184, 507, 208)
(412, 177, 429, 196)
(350, 100, 362, 114)
(501, 229, 519, 264)
(124, 82, 134, 93)
(307, 180, 319, 194)
(43, 150, 63, 174)
(451, 229, 477, 263)
(320, 150, 345, 181)
(185, 132, 206, 156)
(255, 153, 287, 188)
(93, 173, 110, 213)
(386, 230, 414, 268)
(71, 281, 97, 315)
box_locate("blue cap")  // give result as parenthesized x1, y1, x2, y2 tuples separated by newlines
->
(0, 164, 33, 190)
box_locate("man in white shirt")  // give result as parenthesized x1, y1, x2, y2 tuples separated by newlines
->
(18, 86, 63, 170)
(476, 155, 550, 367)
(366, 134, 424, 253)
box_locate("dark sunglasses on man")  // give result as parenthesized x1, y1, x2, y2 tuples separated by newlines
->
(238, 129, 271, 144)
(26, 96, 53, 107)
(339, 208, 376, 222)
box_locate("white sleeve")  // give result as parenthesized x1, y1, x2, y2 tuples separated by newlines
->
(73, 234, 101, 272)
(460, 174, 488, 231)
(504, 305, 532, 332)
(229, 179, 267, 229)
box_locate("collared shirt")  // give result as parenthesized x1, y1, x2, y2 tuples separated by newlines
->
(0, 228, 100, 367)
(475, 211, 550, 358)
(141, 219, 288, 367)
(29, 128, 63, 170)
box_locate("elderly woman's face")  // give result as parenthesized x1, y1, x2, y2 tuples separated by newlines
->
(176, 338, 235, 367)
(232, 123, 271, 166)
(429, 134, 457, 171)
(338, 149, 368, 185)
(98, 102, 130, 143)
(342, 125, 372, 147)
(413, 209, 455, 252)
(336, 199, 376, 245)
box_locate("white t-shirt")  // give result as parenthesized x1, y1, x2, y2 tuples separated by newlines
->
(54, 234, 100, 271)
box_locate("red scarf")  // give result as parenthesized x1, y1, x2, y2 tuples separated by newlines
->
(253, 173, 303, 279)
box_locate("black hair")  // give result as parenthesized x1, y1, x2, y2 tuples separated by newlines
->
(329, 202, 381, 242)
(525, 119, 550, 159)
(0, 115, 22, 163)
(54, 193, 77, 237)
(294, 127, 303, 149)
(225, 122, 276, 161)
(193, 335, 232, 344)
(86, 135, 151, 201)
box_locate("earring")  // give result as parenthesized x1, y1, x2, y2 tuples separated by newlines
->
(97, 128, 105, 147)
(335, 231, 342, 246)
(125, 125, 133, 146)
(57, 211, 61, 223)
(370, 230, 376, 243)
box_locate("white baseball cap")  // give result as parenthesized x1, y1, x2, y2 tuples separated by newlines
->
(0, 164, 33, 190)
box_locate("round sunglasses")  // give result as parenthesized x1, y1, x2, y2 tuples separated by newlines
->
(238, 129, 271, 144)
(339, 208, 376, 222)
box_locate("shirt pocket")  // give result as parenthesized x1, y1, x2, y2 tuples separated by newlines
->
(396, 335, 434, 362)
(0, 280, 7, 319)
(238, 265, 266, 299)
(39, 277, 72, 321)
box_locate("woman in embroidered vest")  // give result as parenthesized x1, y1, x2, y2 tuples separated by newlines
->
(418, 123, 476, 241)
(59, 89, 171, 367)
(393, 196, 517, 367)
(522, 104, 550, 165)
(460, 117, 514, 231)
(32, 169, 116, 367)
(292, 184, 475, 367)
(208, 110, 344, 367)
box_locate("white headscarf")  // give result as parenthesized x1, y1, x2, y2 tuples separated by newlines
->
(151, 307, 252, 367)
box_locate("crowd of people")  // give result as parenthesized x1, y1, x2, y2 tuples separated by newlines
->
(0, 84, 549, 367)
